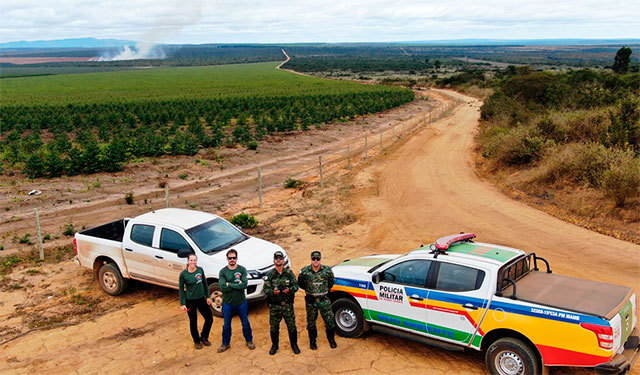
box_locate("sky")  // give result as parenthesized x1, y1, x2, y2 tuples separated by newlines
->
(1, 0, 639, 44)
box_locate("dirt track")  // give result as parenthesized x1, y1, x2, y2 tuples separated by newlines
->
(1, 90, 638, 375)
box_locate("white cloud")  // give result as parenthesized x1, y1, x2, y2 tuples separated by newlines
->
(1, 0, 638, 43)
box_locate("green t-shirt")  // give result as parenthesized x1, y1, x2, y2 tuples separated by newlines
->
(179, 266, 210, 306)
(219, 265, 248, 306)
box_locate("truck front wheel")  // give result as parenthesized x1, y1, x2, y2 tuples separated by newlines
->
(486, 337, 540, 375)
(209, 283, 223, 317)
(98, 263, 128, 296)
(332, 298, 365, 338)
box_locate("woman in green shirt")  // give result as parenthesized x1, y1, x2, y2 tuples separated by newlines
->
(179, 254, 213, 349)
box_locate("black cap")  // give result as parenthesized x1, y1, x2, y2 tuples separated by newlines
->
(273, 251, 284, 259)
(311, 251, 321, 258)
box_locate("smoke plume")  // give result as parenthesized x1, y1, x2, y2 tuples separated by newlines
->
(101, 1, 202, 61)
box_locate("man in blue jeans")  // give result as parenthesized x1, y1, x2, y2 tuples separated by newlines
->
(217, 248, 255, 352)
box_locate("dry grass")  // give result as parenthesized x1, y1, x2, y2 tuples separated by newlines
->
(476, 155, 640, 244)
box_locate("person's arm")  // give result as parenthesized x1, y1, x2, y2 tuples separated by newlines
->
(227, 267, 248, 290)
(219, 267, 231, 293)
(288, 269, 299, 294)
(179, 272, 187, 307)
(327, 267, 335, 290)
(264, 272, 275, 296)
(297, 270, 306, 291)
(200, 268, 211, 299)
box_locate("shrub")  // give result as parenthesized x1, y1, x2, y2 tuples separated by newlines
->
(62, 223, 76, 237)
(485, 126, 548, 165)
(284, 178, 303, 189)
(229, 213, 258, 229)
(125, 192, 134, 204)
(600, 153, 640, 207)
(246, 140, 259, 150)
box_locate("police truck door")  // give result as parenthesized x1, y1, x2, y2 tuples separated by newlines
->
(368, 259, 432, 334)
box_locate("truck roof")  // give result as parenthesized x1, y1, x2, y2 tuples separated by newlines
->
(134, 208, 218, 230)
(410, 241, 525, 267)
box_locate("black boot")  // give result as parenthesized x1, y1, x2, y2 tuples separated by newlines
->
(269, 331, 279, 355)
(308, 328, 317, 350)
(326, 328, 337, 349)
(289, 330, 301, 354)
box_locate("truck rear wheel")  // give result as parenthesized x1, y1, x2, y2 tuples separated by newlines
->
(332, 298, 365, 338)
(486, 337, 540, 375)
(209, 283, 223, 317)
(98, 263, 128, 296)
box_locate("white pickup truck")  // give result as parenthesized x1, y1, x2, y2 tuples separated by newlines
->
(74, 208, 288, 316)
(329, 233, 639, 375)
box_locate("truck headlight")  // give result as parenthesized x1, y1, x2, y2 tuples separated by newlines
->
(248, 270, 260, 279)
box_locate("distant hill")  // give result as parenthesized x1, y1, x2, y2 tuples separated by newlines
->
(399, 38, 640, 46)
(0, 38, 138, 49)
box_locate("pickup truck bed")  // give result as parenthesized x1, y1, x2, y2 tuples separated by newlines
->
(80, 219, 127, 242)
(502, 271, 633, 319)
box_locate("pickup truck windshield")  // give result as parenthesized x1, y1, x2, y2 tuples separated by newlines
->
(185, 218, 247, 254)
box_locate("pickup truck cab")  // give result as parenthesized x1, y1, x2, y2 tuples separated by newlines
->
(329, 233, 639, 375)
(74, 208, 289, 316)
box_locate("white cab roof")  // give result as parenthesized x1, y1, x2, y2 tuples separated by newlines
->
(134, 208, 218, 230)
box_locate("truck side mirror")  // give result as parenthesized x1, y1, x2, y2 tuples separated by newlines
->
(372, 271, 380, 284)
(177, 248, 192, 258)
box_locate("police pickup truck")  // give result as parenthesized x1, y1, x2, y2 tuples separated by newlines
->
(74, 208, 288, 316)
(329, 233, 639, 375)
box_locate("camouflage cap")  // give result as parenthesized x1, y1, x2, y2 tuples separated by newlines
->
(311, 250, 322, 259)
(273, 250, 285, 259)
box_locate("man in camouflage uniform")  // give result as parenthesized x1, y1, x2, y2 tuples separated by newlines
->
(264, 250, 300, 355)
(298, 250, 337, 350)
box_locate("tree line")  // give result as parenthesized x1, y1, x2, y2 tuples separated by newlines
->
(1, 90, 414, 178)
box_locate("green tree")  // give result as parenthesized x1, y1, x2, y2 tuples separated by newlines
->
(24, 152, 46, 178)
(45, 149, 65, 177)
(612, 47, 632, 73)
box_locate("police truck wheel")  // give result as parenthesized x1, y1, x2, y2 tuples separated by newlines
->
(486, 337, 540, 375)
(209, 283, 223, 317)
(98, 263, 128, 296)
(332, 298, 365, 338)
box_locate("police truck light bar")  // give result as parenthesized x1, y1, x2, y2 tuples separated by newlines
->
(435, 232, 477, 250)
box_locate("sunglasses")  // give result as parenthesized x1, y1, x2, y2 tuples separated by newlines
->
(227, 257, 237, 260)
(311, 257, 321, 261)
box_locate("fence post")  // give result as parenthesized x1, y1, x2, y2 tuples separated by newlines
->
(347, 145, 351, 169)
(35, 208, 44, 261)
(258, 167, 263, 208)
(165, 185, 170, 208)
(319, 155, 324, 187)
(364, 136, 368, 159)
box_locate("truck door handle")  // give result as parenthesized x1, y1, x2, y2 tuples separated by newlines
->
(462, 303, 478, 310)
(125, 248, 133, 252)
(155, 255, 164, 259)
(410, 294, 424, 301)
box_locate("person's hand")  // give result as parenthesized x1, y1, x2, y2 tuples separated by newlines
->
(206, 298, 212, 306)
(283, 288, 289, 294)
(181, 305, 189, 312)
(273, 288, 280, 295)
(226, 282, 229, 287)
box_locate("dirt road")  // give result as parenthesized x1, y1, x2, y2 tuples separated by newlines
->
(1, 90, 638, 375)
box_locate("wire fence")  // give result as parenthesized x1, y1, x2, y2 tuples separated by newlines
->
(16, 97, 460, 258)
